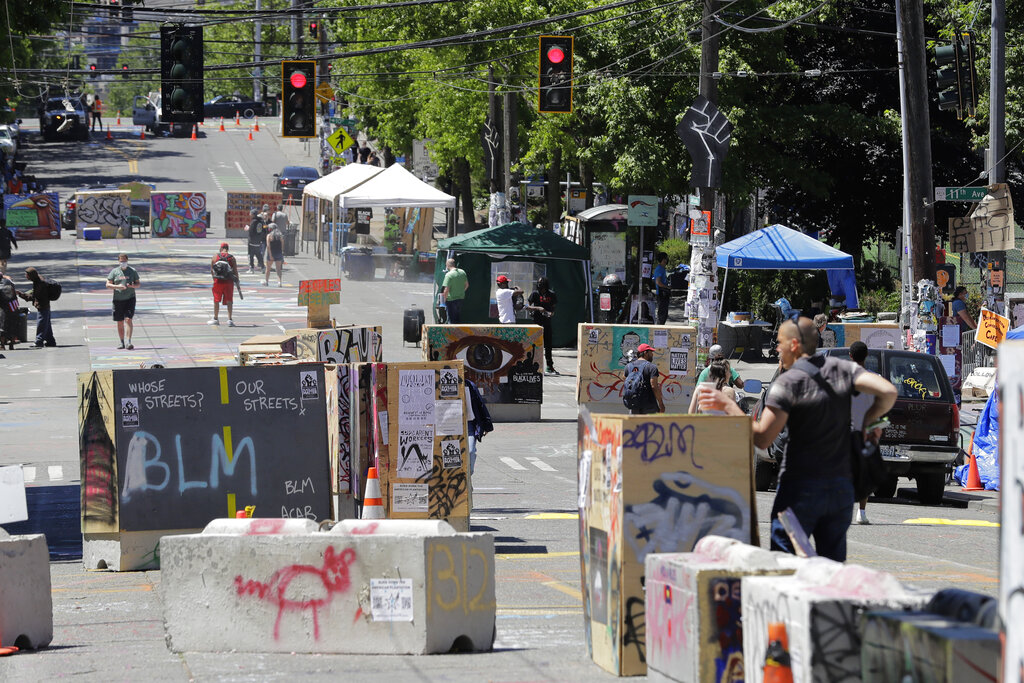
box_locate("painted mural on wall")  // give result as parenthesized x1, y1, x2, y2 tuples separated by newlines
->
(820, 323, 901, 350)
(77, 191, 130, 238)
(423, 324, 544, 405)
(3, 193, 60, 239)
(577, 323, 697, 412)
(151, 192, 208, 238)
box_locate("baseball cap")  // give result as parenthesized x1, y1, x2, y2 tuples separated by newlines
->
(219, 242, 229, 250)
(637, 343, 654, 354)
(496, 275, 509, 284)
(709, 344, 724, 358)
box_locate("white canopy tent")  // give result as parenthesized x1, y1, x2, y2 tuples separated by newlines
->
(336, 163, 456, 209)
(300, 164, 384, 260)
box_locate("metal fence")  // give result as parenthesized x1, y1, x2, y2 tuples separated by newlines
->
(961, 328, 994, 377)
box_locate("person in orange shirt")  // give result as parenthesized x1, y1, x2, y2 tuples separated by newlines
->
(92, 96, 103, 131)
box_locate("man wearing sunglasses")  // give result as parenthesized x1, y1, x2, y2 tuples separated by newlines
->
(699, 316, 896, 561)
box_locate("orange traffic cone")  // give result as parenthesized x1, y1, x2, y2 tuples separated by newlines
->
(0, 633, 18, 656)
(140, 126, 145, 140)
(105, 127, 113, 141)
(763, 622, 794, 683)
(218, 117, 225, 132)
(361, 467, 385, 519)
(191, 124, 198, 141)
(235, 111, 240, 126)
(962, 430, 984, 491)
(253, 117, 260, 132)
(247, 127, 253, 141)
(116, 111, 121, 125)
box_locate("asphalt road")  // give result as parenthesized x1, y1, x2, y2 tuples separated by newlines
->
(0, 121, 1002, 681)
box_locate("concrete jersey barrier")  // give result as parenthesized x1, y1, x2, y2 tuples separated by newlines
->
(160, 518, 495, 654)
(0, 528, 53, 649)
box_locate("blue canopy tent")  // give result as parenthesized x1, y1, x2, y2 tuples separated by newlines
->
(715, 224, 858, 314)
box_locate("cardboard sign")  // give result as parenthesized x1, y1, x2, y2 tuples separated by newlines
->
(976, 308, 1010, 349)
(971, 183, 1015, 251)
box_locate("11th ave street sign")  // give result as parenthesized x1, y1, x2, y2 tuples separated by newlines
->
(935, 186, 988, 201)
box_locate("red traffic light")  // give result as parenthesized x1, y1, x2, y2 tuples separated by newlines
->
(122, 64, 128, 70)
(289, 71, 307, 89)
(89, 64, 97, 71)
(547, 46, 565, 64)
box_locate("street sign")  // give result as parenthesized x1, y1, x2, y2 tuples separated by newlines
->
(627, 195, 658, 226)
(327, 127, 354, 154)
(315, 82, 334, 102)
(934, 186, 988, 201)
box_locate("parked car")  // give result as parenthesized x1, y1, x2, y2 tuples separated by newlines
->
(40, 97, 89, 142)
(0, 125, 16, 157)
(751, 347, 961, 505)
(274, 166, 319, 200)
(204, 95, 265, 119)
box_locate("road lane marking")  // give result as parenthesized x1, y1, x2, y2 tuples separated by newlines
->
(500, 456, 526, 470)
(23, 466, 36, 482)
(48, 465, 63, 481)
(496, 551, 578, 560)
(902, 518, 999, 527)
(541, 579, 583, 601)
(525, 512, 578, 520)
(526, 457, 556, 472)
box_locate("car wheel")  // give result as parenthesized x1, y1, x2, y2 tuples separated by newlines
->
(916, 471, 947, 506)
(243, 108, 255, 119)
(754, 459, 776, 492)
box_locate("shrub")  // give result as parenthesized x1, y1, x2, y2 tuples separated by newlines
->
(859, 288, 901, 315)
(656, 238, 690, 269)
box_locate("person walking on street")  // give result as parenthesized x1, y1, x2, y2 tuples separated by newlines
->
(951, 286, 976, 332)
(0, 218, 17, 272)
(106, 253, 140, 349)
(92, 96, 103, 132)
(17, 266, 57, 347)
(653, 251, 671, 325)
(271, 204, 288, 233)
(527, 277, 559, 374)
(465, 378, 493, 475)
(209, 243, 238, 326)
(441, 259, 468, 324)
(624, 343, 664, 414)
(0, 270, 19, 349)
(494, 275, 521, 324)
(245, 208, 266, 273)
(265, 222, 285, 287)
(698, 317, 896, 561)
(848, 341, 876, 524)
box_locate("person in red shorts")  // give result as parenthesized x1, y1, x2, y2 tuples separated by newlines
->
(209, 242, 238, 326)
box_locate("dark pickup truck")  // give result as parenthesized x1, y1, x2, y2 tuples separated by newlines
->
(752, 347, 961, 505)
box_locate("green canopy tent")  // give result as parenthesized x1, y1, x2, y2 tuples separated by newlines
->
(435, 222, 592, 347)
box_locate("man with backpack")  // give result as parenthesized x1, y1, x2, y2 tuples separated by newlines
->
(622, 343, 664, 414)
(698, 317, 896, 561)
(16, 266, 58, 347)
(245, 209, 267, 273)
(209, 243, 239, 326)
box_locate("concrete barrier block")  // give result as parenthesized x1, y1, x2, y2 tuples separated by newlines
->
(203, 518, 320, 535)
(160, 524, 495, 654)
(742, 560, 932, 683)
(0, 529, 53, 649)
(84, 529, 191, 571)
(861, 611, 1000, 682)
(645, 537, 802, 683)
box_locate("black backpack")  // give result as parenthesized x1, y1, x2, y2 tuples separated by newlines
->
(47, 279, 62, 301)
(212, 254, 233, 280)
(622, 361, 650, 410)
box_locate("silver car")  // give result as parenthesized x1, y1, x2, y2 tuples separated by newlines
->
(0, 125, 17, 158)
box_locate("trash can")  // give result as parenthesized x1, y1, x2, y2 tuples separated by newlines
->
(342, 247, 374, 281)
(284, 226, 298, 257)
(596, 283, 628, 324)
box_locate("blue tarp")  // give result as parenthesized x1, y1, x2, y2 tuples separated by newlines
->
(955, 385, 1000, 490)
(826, 269, 860, 309)
(1007, 324, 1024, 340)
(716, 224, 855, 270)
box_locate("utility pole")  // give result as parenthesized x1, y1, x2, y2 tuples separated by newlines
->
(253, 0, 261, 102)
(503, 89, 518, 211)
(898, 0, 936, 284)
(487, 65, 503, 193)
(989, 0, 1006, 183)
(292, 0, 303, 56)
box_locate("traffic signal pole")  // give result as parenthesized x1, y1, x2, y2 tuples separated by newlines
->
(254, 0, 262, 103)
(989, 0, 1006, 183)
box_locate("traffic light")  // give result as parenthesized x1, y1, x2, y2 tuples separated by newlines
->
(89, 64, 97, 79)
(282, 60, 316, 138)
(538, 35, 573, 113)
(934, 36, 963, 113)
(160, 25, 204, 123)
(959, 30, 979, 117)
(121, 64, 129, 79)
(309, 21, 319, 39)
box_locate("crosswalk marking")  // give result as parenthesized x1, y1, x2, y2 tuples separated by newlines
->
(500, 457, 527, 471)
(48, 465, 63, 481)
(525, 457, 556, 472)
(23, 466, 36, 482)
(20, 465, 70, 483)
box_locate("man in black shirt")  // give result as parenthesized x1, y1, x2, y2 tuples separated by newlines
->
(527, 277, 558, 375)
(245, 209, 267, 272)
(699, 316, 896, 561)
(17, 266, 56, 347)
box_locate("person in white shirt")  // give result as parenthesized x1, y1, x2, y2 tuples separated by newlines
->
(494, 275, 521, 324)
